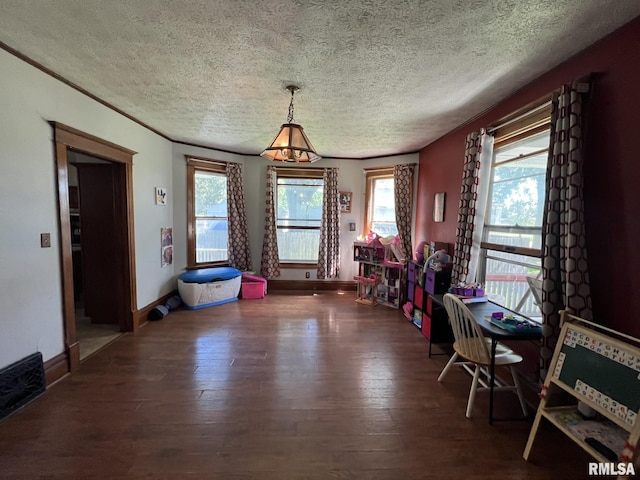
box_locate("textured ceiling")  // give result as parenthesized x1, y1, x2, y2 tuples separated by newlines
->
(1, 1, 639, 159)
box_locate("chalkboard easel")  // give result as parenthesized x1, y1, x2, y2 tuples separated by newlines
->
(524, 311, 640, 473)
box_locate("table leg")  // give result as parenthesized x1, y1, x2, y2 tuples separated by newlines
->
(489, 338, 497, 425)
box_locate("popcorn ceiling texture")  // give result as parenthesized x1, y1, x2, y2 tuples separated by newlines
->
(0, 0, 638, 158)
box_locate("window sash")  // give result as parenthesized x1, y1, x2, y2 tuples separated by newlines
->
(186, 157, 228, 268)
(364, 167, 398, 236)
(275, 168, 324, 263)
(477, 99, 551, 314)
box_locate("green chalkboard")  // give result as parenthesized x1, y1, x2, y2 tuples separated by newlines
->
(555, 324, 640, 420)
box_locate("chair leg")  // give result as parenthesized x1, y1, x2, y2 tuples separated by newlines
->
(465, 364, 481, 418)
(437, 352, 459, 382)
(510, 365, 527, 416)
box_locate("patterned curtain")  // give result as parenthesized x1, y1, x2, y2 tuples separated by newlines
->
(226, 162, 252, 271)
(393, 164, 415, 262)
(451, 130, 493, 285)
(539, 84, 593, 381)
(317, 168, 340, 279)
(260, 165, 280, 278)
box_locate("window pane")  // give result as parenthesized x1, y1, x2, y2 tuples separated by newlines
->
(277, 229, 320, 262)
(195, 171, 227, 217)
(484, 227, 542, 251)
(371, 178, 397, 236)
(484, 255, 541, 318)
(481, 250, 543, 316)
(194, 171, 227, 262)
(277, 184, 323, 224)
(489, 151, 546, 228)
(195, 219, 228, 263)
(276, 176, 323, 262)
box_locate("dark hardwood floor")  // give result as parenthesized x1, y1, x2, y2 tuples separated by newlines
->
(0, 292, 593, 479)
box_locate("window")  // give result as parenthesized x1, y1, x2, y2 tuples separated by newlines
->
(364, 168, 398, 237)
(186, 157, 227, 267)
(478, 101, 551, 318)
(276, 168, 324, 264)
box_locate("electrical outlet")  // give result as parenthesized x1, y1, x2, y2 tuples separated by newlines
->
(305, 272, 310, 279)
(41, 233, 51, 248)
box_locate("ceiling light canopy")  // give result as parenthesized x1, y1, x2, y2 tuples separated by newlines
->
(261, 85, 321, 163)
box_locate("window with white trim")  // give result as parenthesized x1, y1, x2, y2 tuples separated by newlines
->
(478, 102, 551, 318)
(276, 168, 324, 264)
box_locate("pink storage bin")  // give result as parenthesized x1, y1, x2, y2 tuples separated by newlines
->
(241, 273, 267, 299)
(241, 281, 265, 299)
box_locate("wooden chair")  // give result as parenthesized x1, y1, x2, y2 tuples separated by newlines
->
(437, 293, 528, 418)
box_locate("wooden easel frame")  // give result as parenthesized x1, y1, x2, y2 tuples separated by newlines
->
(524, 311, 640, 477)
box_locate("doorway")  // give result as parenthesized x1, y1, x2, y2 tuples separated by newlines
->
(53, 123, 138, 372)
(68, 156, 124, 360)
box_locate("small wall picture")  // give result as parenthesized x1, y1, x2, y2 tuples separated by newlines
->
(339, 191, 352, 213)
(155, 187, 167, 205)
(433, 192, 446, 222)
(161, 227, 173, 267)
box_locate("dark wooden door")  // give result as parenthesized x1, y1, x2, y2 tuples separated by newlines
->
(77, 163, 125, 326)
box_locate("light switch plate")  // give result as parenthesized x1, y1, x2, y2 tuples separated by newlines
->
(41, 233, 51, 248)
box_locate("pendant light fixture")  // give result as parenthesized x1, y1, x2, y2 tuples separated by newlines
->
(261, 85, 321, 163)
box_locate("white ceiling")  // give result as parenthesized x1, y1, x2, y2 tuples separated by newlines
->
(1, 1, 639, 159)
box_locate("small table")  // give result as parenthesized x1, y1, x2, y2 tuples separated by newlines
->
(431, 294, 542, 424)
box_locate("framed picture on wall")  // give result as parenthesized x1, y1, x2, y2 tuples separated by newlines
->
(161, 227, 173, 267)
(155, 187, 167, 205)
(433, 192, 445, 222)
(339, 191, 352, 213)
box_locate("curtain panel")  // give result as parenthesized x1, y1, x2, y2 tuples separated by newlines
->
(393, 164, 415, 263)
(317, 168, 340, 279)
(451, 130, 493, 285)
(260, 165, 280, 278)
(539, 83, 593, 380)
(226, 162, 252, 271)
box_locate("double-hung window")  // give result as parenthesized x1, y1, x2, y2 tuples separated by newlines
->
(364, 168, 398, 237)
(478, 102, 551, 318)
(186, 157, 228, 267)
(276, 168, 324, 264)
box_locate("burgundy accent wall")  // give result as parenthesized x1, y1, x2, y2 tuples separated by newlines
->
(416, 17, 640, 337)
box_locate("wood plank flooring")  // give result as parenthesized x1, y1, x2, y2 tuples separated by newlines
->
(0, 292, 592, 479)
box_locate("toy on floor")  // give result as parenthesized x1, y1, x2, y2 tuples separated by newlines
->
(403, 302, 413, 321)
(148, 294, 182, 321)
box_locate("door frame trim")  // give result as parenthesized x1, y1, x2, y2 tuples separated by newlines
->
(52, 122, 138, 373)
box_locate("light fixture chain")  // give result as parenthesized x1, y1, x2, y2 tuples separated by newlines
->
(287, 89, 295, 123)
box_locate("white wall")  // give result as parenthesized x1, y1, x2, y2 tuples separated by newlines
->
(0, 49, 173, 369)
(172, 144, 418, 283)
